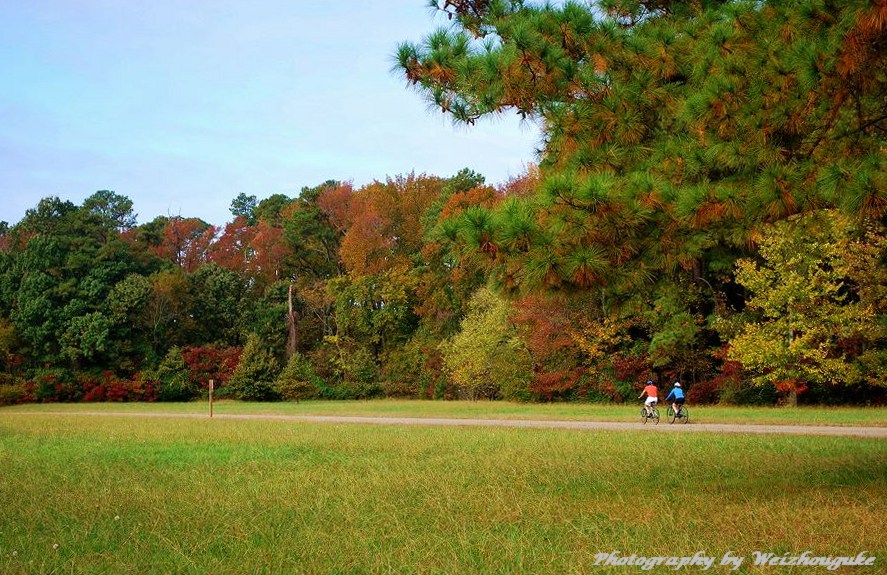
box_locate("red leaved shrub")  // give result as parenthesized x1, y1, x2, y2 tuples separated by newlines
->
(181, 345, 242, 391)
(78, 371, 156, 402)
(530, 368, 586, 401)
(611, 353, 653, 385)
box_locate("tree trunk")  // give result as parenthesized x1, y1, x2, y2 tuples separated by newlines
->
(286, 282, 299, 360)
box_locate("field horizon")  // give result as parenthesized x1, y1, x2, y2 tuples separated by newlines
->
(4, 399, 886, 428)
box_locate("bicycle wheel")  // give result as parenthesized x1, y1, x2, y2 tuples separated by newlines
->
(641, 407, 649, 424)
(667, 406, 676, 424)
(651, 407, 660, 424)
(680, 406, 689, 424)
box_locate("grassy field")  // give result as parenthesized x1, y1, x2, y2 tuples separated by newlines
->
(5, 399, 886, 427)
(0, 409, 884, 574)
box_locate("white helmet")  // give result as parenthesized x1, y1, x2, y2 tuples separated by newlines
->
(674, 382, 681, 387)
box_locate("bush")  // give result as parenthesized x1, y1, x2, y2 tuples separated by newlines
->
(126, 372, 159, 402)
(387, 335, 448, 399)
(0, 383, 25, 405)
(496, 342, 534, 402)
(306, 345, 338, 385)
(717, 378, 779, 406)
(530, 369, 586, 402)
(578, 375, 636, 404)
(181, 345, 242, 395)
(275, 353, 323, 401)
(304, 340, 382, 400)
(380, 344, 427, 398)
(78, 371, 133, 402)
(154, 347, 198, 402)
(685, 359, 740, 404)
(228, 334, 281, 401)
(331, 346, 381, 399)
(27, 369, 79, 402)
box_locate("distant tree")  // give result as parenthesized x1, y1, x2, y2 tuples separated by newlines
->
(254, 194, 293, 225)
(726, 211, 887, 404)
(60, 311, 112, 366)
(230, 193, 258, 225)
(209, 216, 256, 276)
(1, 195, 149, 372)
(153, 346, 197, 401)
(81, 190, 137, 233)
(330, 269, 419, 359)
(187, 264, 244, 346)
(442, 287, 532, 400)
(153, 217, 215, 272)
(338, 175, 443, 275)
(227, 334, 280, 401)
(249, 221, 289, 285)
(283, 181, 347, 282)
(274, 352, 322, 401)
(132, 216, 169, 249)
(107, 273, 155, 370)
(145, 269, 192, 354)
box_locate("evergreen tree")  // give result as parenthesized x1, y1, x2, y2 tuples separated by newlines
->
(153, 346, 196, 402)
(227, 334, 281, 401)
(274, 352, 323, 401)
(396, 0, 887, 292)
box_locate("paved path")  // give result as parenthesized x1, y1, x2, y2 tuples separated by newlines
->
(15, 411, 887, 438)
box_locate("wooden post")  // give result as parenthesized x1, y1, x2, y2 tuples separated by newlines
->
(209, 379, 214, 418)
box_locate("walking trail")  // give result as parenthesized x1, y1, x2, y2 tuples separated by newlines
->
(13, 410, 887, 438)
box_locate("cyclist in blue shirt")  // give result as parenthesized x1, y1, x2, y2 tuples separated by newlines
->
(665, 382, 685, 416)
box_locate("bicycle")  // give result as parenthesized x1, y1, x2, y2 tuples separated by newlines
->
(641, 403, 660, 424)
(667, 404, 689, 424)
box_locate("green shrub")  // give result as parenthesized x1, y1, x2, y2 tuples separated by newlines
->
(307, 340, 382, 400)
(0, 383, 25, 405)
(228, 334, 281, 401)
(274, 353, 323, 401)
(718, 378, 779, 406)
(154, 347, 198, 402)
(380, 345, 425, 398)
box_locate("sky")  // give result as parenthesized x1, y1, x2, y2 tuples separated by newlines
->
(0, 0, 540, 227)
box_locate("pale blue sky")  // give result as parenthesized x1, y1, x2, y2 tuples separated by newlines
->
(0, 1, 539, 226)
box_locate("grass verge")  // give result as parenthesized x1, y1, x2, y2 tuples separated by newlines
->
(0, 412, 884, 574)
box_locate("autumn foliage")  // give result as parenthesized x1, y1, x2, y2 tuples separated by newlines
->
(1, 2, 886, 405)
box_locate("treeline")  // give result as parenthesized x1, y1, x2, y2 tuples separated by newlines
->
(0, 174, 884, 405)
(2, 0, 887, 405)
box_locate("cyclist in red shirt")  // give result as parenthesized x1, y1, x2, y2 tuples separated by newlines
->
(639, 380, 658, 417)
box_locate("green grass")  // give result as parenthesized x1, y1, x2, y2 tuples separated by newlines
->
(0, 411, 885, 574)
(5, 399, 886, 427)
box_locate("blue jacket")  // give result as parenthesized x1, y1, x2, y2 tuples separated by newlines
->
(665, 387, 685, 401)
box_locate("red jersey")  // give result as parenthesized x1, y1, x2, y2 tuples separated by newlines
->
(643, 384, 658, 398)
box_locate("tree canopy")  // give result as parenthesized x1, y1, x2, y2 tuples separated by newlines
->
(396, 0, 887, 293)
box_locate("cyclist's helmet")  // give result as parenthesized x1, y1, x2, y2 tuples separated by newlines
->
(646, 380, 653, 385)
(674, 382, 681, 387)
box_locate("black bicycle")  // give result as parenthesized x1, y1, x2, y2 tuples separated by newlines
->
(667, 404, 689, 424)
(641, 404, 660, 424)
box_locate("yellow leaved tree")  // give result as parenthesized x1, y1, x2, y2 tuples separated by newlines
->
(727, 210, 887, 405)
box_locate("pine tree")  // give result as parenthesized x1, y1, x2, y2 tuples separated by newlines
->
(397, 1, 887, 292)
(274, 352, 322, 401)
(227, 334, 281, 401)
